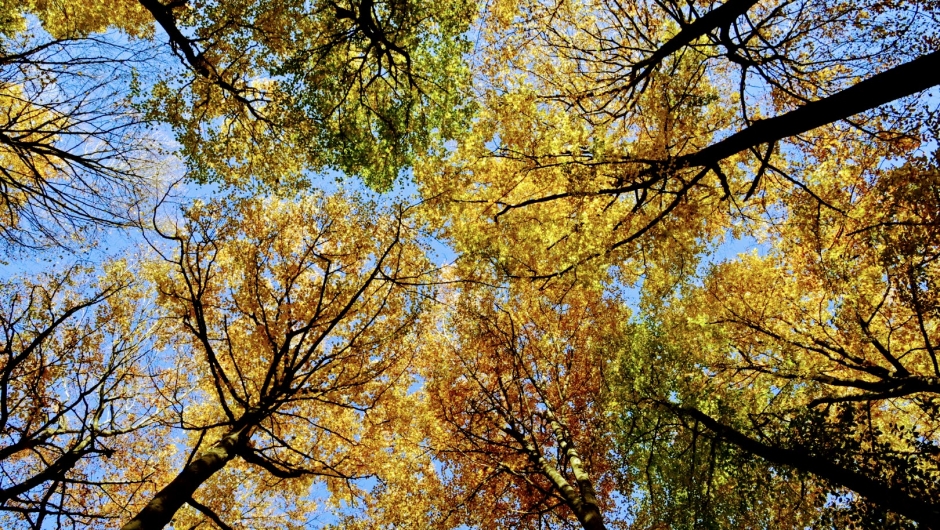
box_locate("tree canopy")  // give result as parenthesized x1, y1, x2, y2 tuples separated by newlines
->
(1, 0, 938, 528)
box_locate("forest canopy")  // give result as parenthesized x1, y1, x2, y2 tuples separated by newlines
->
(0, 0, 938, 528)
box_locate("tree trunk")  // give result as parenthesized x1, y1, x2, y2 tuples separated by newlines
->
(120, 428, 245, 530)
(679, 50, 940, 169)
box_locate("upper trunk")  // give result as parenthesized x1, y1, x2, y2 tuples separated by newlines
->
(120, 427, 246, 530)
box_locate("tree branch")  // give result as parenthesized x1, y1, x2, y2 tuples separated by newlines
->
(675, 405, 940, 528)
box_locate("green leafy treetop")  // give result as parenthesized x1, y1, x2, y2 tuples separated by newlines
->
(139, 0, 476, 191)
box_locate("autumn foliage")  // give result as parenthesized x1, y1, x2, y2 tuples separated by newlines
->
(0, 0, 939, 528)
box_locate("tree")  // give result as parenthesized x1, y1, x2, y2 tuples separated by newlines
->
(418, 0, 940, 278)
(421, 280, 630, 530)
(607, 323, 851, 529)
(0, 0, 476, 251)
(0, 3, 162, 250)
(121, 193, 433, 529)
(136, 0, 476, 191)
(647, 156, 940, 527)
(0, 262, 165, 529)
